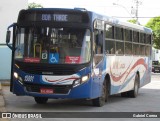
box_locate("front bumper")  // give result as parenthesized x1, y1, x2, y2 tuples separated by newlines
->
(12, 79, 92, 99)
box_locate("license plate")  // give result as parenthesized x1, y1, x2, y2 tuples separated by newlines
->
(40, 88, 53, 94)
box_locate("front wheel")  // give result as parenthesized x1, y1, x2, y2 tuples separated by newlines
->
(92, 80, 109, 107)
(34, 97, 48, 104)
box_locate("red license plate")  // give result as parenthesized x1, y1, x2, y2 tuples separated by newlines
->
(40, 88, 53, 94)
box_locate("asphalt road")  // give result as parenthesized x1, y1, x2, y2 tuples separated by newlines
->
(1, 73, 160, 121)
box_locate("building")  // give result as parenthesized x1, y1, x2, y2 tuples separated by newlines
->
(0, 0, 28, 80)
(152, 48, 160, 62)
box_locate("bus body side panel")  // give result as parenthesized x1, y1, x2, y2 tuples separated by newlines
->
(106, 55, 151, 95)
(90, 56, 107, 99)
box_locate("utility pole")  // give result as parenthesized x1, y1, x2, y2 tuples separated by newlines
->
(131, 0, 142, 24)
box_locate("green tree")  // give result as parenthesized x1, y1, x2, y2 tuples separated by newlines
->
(127, 19, 137, 24)
(146, 16, 160, 49)
(28, 2, 43, 9)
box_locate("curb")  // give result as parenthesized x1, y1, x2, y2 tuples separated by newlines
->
(1, 83, 10, 86)
(0, 80, 10, 86)
(0, 83, 6, 110)
(0, 83, 11, 121)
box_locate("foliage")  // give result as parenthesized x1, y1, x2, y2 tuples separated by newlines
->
(28, 2, 43, 9)
(146, 16, 160, 49)
(127, 19, 137, 24)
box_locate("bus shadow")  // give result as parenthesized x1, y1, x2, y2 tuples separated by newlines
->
(31, 88, 160, 111)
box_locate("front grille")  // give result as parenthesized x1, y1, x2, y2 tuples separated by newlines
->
(24, 83, 72, 94)
(15, 61, 88, 75)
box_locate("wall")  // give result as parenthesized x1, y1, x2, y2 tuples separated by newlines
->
(0, 0, 28, 80)
(152, 48, 160, 61)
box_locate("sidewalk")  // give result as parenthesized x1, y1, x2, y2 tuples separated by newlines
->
(0, 80, 10, 111)
(0, 82, 7, 112)
(0, 82, 10, 121)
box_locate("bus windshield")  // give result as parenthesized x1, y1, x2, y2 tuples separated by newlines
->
(15, 27, 91, 64)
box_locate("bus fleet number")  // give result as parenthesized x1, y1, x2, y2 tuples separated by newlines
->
(24, 75, 34, 82)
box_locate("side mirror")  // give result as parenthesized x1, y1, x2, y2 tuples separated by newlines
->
(6, 30, 11, 43)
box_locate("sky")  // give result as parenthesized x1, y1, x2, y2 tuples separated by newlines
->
(29, 0, 160, 25)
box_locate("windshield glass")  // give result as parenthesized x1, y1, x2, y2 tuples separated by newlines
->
(15, 27, 91, 64)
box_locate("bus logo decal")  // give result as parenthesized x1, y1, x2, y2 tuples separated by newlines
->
(41, 74, 80, 85)
(110, 58, 147, 82)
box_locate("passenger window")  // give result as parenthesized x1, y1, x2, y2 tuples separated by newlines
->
(125, 43, 132, 55)
(116, 42, 124, 55)
(106, 25, 114, 39)
(140, 33, 146, 43)
(146, 34, 151, 44)
(145, 46, 151, 56)
(105, 40, 115, 54)
(124, 29, 132, 42)
(133, 44, 140, 55)
(115, 27, 123, 40)
(133, 31, 139, 43)
(140, 45, 145, 55)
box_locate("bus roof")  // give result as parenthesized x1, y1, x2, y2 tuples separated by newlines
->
(89, 10, 152, 34)
(19, 8, 152, 34)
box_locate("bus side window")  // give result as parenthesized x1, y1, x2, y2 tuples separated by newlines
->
(93, 30, 103, 66)
(105, 40, 115, 54)
(94, 30, 103, 54)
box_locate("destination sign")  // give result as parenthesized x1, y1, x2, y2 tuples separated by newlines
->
(42, 14, 68, 21)
(20, 13, 84, 23)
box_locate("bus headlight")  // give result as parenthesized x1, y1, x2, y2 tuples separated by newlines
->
(73, 74, 90, 87)
(14, 72, 18, 79)
(13, 72, 23, 84)
(81, 75, 89, 83)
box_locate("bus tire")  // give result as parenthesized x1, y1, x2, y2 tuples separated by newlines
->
(34, 97, 48, 104)
(92, 80, 108, 107)
(121, 92, 129, 97)
(128, 74, 139, 98)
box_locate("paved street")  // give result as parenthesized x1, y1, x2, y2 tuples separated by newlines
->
(1, 73, 160, 121)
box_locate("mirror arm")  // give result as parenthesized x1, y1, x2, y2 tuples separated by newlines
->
(7, 43, 13, 50)
(7, 23, 16, 31)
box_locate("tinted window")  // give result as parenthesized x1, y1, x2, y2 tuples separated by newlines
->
(140, 33, 146, 43)
(145, 45, 151, 56)
(125, 43, 132, 54)
(146, 34, 151, 44)
(115, 27, 123, 40)
(105, 40, 115, 54)
(106, 25, 113, 39)
(133, 31, 139, 43)
(140, 45, 145, 55)
(116, 42, 124, 54)
(133, 44, 140, 55)
(124, 29, 132, 42)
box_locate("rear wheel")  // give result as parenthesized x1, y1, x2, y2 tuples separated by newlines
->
(92, 80, 109, 107)
(121, 74, 139, 98)
(128, 74, 139, 98)
(34, 97, 48, 104)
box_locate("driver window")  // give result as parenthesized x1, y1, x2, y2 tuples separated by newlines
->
(93, 30, 103, 66)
